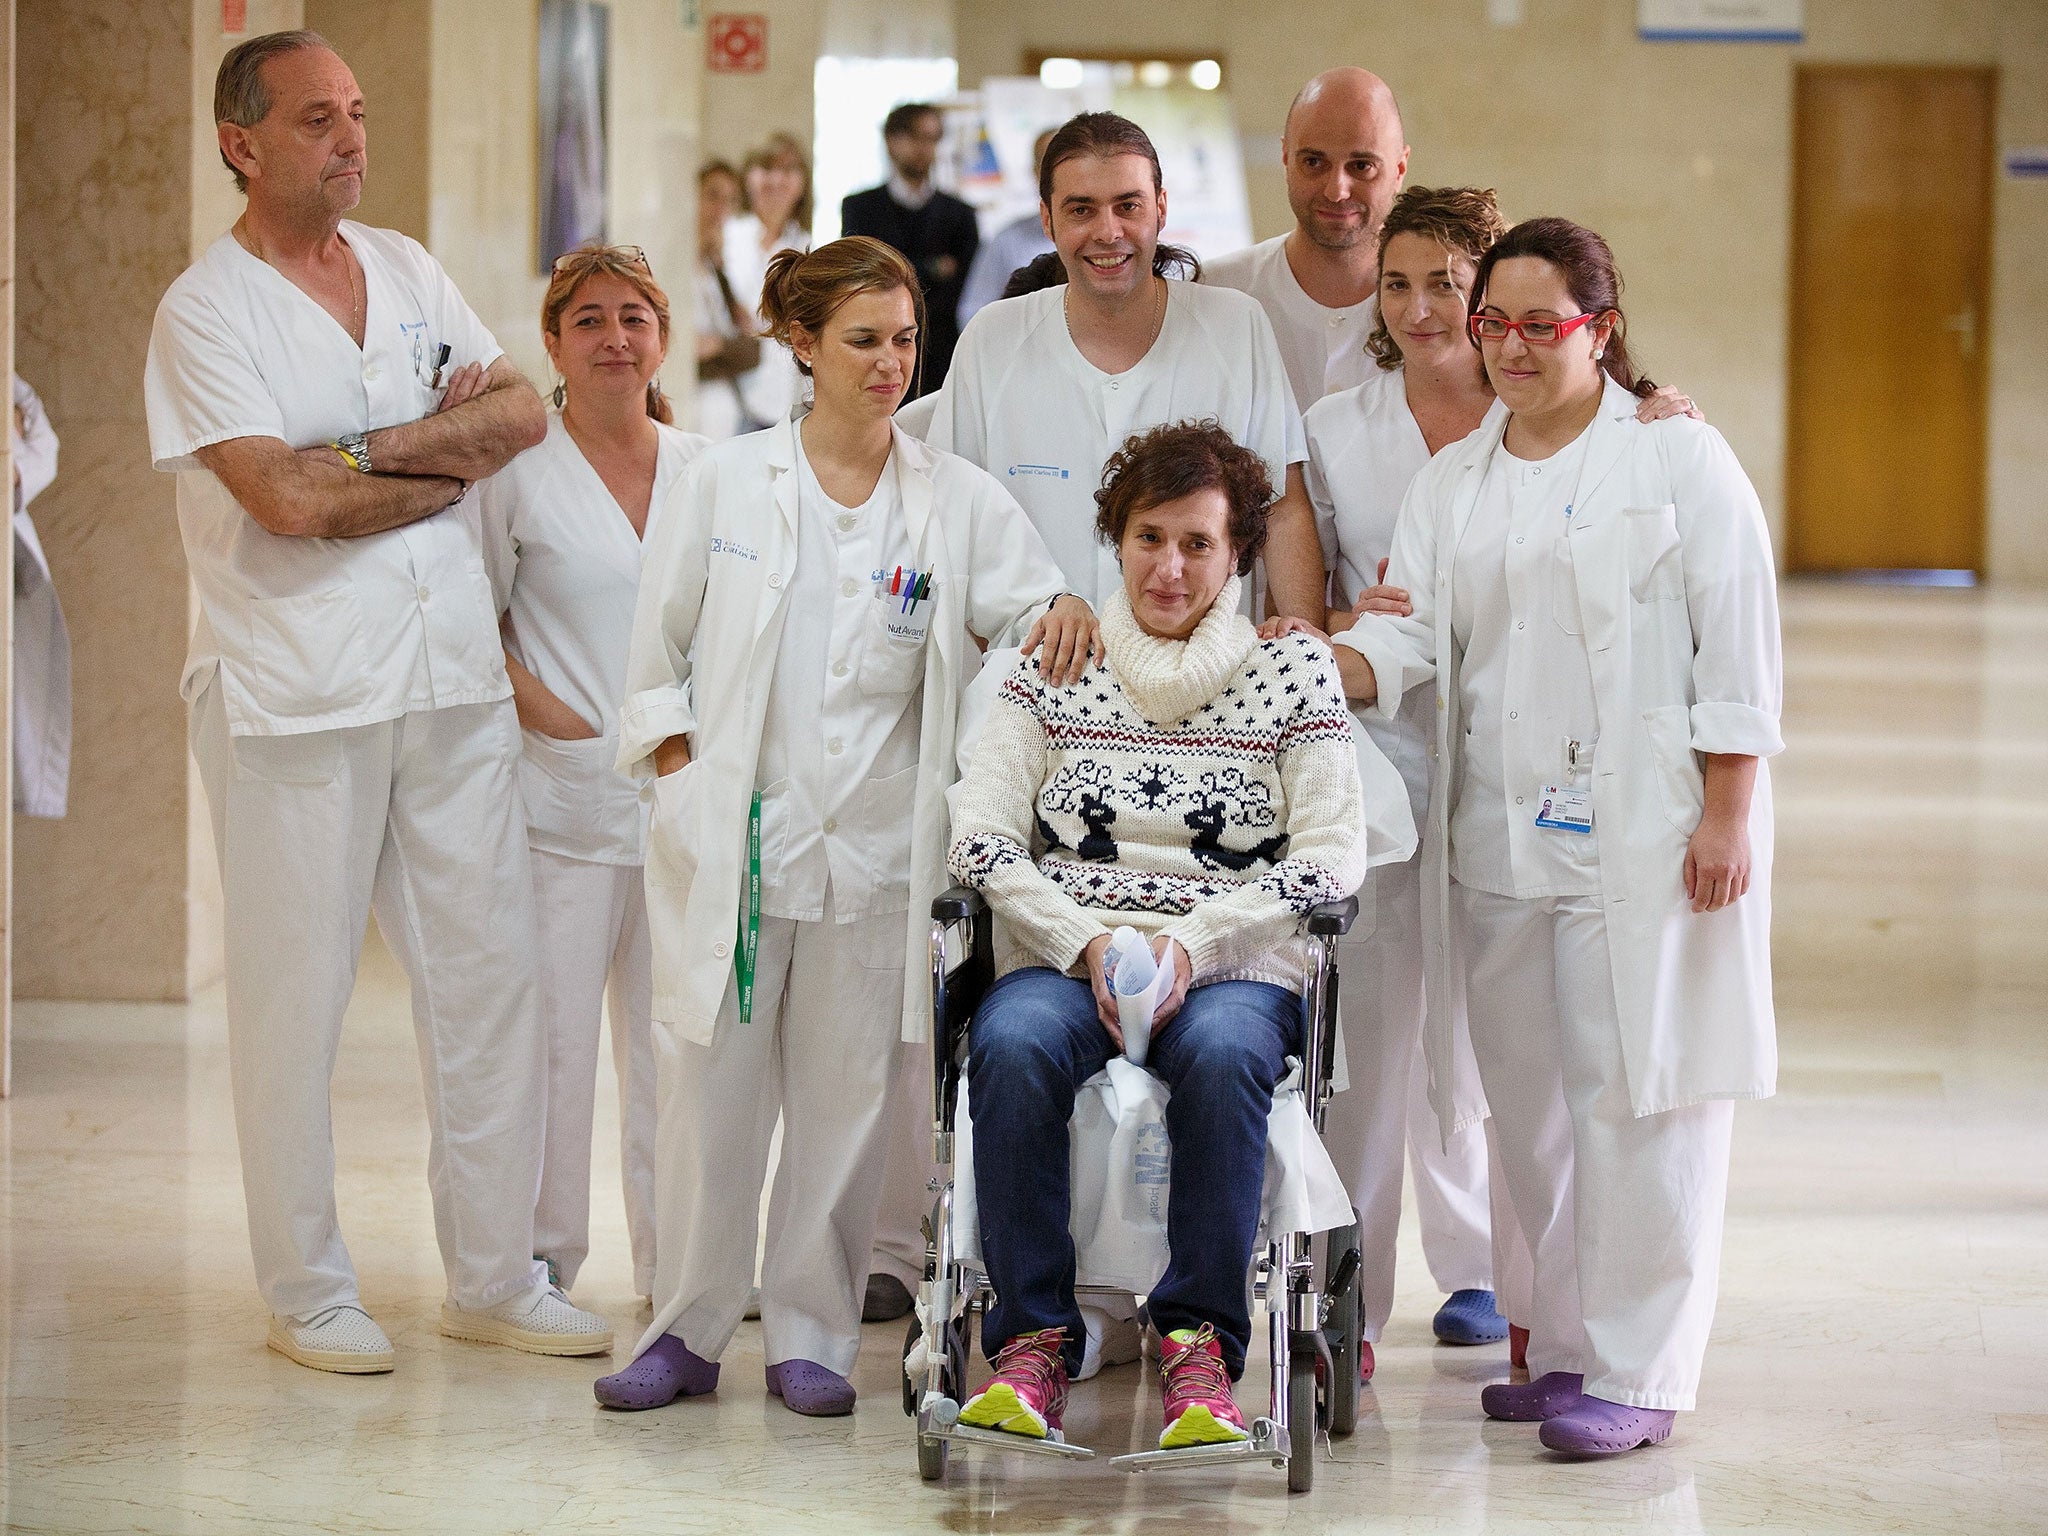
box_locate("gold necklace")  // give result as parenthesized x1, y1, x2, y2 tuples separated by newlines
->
(236, 217, 363, 335)
(1064, 271, 1167, 357)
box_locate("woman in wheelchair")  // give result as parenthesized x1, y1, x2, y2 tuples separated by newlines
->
(944, 420, 1372, 1450)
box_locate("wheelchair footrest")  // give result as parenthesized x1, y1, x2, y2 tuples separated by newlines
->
(920, 1397, 1097, 1460)
(1110, 1417, 1287, 1473)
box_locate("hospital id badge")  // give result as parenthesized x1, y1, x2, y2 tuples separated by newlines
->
(1535, 785, 1594, 834)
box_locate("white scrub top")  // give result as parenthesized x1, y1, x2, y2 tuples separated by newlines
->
(478, 413, 709, 865)
(928, 280, 1305, 607)
(723, 213, 808, 429)
(145, 221, 510, 737)
(1447, 430, 1603, 900)
(752, 430, 923, 922)
(1203, 235, 1377, 416)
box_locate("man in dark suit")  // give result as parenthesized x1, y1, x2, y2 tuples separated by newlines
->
(840, 103, 980, 398)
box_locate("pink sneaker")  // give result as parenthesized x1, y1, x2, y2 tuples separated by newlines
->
(1158, 1324, 1248, 1448)
(959, 1328, 1069, 1439)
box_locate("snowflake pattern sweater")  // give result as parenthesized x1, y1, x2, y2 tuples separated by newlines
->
(947, 574, 1370, 994)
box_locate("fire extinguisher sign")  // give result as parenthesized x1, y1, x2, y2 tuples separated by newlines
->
(707, 14, 767, 73)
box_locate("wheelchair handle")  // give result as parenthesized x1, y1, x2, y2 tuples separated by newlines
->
(932, 886, 988, 923)
(1305, 896, 1359, 938)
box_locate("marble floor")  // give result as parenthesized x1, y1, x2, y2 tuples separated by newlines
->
(5, 581, 2048, 1534)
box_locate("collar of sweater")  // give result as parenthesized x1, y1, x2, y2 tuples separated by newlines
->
(1100, 574, 1255, 725)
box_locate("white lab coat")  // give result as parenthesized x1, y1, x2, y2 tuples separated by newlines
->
(13, 375, 69, 817)
(1342, 379, 1783, 1127)
(618, 417, 1066, 1046)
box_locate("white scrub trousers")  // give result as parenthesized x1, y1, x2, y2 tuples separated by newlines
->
(871, 1043, 939, 1290)
(190, 680, 549, 1322)
(529, 848, 657, 1296)
(1457, 883, 1736, 1411)
(637, 891, 908, 1378)
(1325, 854, 1494, 1341)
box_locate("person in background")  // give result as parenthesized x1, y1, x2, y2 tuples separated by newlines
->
(144, 28, 609, 1374)
(591, 237, 1094, 1419)
(478, 243, 709, 1305)
(12, 374, 69, 819)
(726, 132, 811, 430)
(956, 129, 1057, 331)
(1338, 216, 1781, 1458)
(841, 103, 979, 397)
(695, 160, 764, 440)
(1203, 67, 1409, 415)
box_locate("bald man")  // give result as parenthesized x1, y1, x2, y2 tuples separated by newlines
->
(1207, 66, 1513, 1372)
(1203, 67, 1409, 412)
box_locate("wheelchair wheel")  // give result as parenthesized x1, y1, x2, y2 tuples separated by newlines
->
(1324, 1214, 1364, 1437)
(1286, 1344, 1318, 1493)
(918, 1428, 950, 1482)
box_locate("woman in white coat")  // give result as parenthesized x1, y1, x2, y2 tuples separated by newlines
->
(725, 133, 812, 431)
(1337, 216, 1782, 1458)
(594, 237, 1098, 1418)
(477, 245, 708, 1301)
(1306, 188, 1698, 1373)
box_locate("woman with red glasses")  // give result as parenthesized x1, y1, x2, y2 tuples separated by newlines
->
(1333, 216, 1782, 1458)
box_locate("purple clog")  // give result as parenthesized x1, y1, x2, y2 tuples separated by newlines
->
(1539, 1395, 1676, 1456)
(593, 1333, 720, 1410)
(1480, 1370, 1585, 1422)
(765, 1358, 856, 1417)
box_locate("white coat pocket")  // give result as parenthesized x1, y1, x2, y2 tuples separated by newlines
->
(246, 586, 372, 720)
(518, 730, 643, 863)
(1642, 703, 1706, 834)
(1624, 504, 1685, 603)
(644, 759, 704, 891)
(859, 587, 933, 696)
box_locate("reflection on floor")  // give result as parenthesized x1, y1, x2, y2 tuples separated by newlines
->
(6, 583, 2048, 1533)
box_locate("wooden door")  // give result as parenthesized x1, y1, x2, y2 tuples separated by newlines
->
(1787, 66, 1995, 574)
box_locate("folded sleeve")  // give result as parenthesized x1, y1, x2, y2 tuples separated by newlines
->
(144, 288, 287, 470)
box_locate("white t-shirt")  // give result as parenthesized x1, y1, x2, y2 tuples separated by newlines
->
(928, 280, 1305, 607)
(478, 413, 709, 864)
(752, 430, 925, 921)
(145, 222, 508, 736)
(1447, 429, 1603, 899)
(1203, 235, 1377, 416)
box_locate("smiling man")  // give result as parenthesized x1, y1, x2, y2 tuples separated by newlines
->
(144, 30, 609, 1375)
(927, 111, 1320, 622)
(1203, 68, 1411, 413)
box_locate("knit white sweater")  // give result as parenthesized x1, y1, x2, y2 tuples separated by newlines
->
(947, 575, 1371, 994)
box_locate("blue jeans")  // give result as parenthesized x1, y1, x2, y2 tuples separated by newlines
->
(967, 966, 1303, 1379)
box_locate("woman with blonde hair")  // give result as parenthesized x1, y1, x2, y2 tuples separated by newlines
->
(476, 243, 708, 1303)
(593, 237, 1098, 1417)
(726, 131, 813, 430)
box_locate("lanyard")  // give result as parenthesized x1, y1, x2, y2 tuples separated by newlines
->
(736, 791, 761, 1023)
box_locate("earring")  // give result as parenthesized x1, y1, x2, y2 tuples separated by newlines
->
(551, 380, 566, 408)
(1592, 349, 1604, 360)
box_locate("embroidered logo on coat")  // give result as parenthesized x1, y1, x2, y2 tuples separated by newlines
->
(709, 536, 760, 563)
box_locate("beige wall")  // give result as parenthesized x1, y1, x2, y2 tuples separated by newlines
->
(428, 0, 699, 395)
(701, 0, 821, 173)
(956, 0, 2048, 584)
(304, 0, 433, 241)
(13, 0, 298, 1002)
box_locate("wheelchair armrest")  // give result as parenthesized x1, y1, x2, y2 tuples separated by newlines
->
(932, 885, 988, 923)
(1305, 895, 1359, 938)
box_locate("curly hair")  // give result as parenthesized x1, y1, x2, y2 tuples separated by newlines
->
(1094, 420, 1273, 577)
(1364, 185, 1509, 372)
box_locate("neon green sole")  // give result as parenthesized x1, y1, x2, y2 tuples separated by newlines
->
(959, 1382, 1050, 1439)
(1159, 1403, 1251, 1450)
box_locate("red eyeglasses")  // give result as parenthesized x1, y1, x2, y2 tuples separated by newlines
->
(1469, 311, 1602, 345)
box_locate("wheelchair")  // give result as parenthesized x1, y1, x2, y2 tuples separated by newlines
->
(902, 885, 1366, 1493)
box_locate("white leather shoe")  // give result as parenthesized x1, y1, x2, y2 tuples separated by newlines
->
(439, 1287, 612, 1357)
(266, 1305, 395, 1374)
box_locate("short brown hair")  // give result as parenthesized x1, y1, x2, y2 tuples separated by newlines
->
(759, 236, 925, 387)
(542, 244, 675, 423)
(1094, 421, 1273, 577)
(214, 29, 332, 193)
(742, 132, 813, 233)
(1365, 185, 1509, 371)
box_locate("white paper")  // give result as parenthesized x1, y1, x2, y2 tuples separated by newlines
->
(1103, 926, 1174, 1066)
